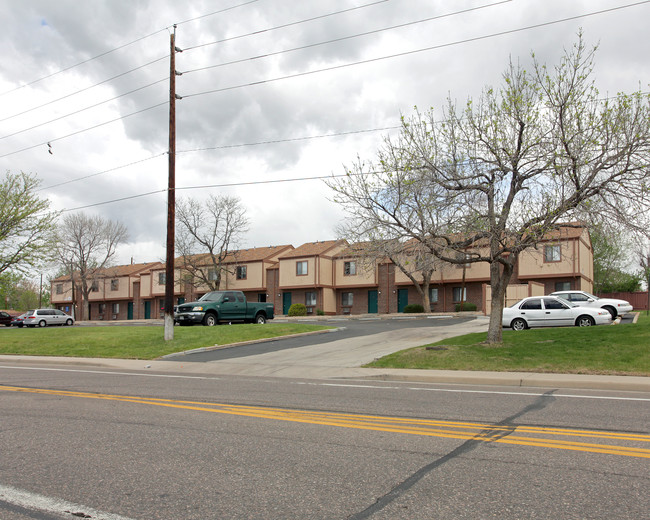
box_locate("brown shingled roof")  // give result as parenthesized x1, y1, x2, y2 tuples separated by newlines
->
(279, 240, 346, 259)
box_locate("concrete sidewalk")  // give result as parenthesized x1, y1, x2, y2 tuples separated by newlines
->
(2, 316, 648, 392)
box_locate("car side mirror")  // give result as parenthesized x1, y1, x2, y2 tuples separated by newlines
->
(587, 298, 594, 302)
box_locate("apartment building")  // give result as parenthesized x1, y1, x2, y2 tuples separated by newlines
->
(51, 226, 593, 319)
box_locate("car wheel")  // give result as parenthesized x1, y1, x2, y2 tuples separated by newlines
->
(203, 313, 218, 326)
(511, 318, 527, 331)
(38, 320, 47, 328)
(576, 315, 595, 327)
(602, 306, 617, 319)
(65, 319, 73, 326)
(255, 313, 267, 324)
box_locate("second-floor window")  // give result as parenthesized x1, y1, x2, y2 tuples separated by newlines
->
(110, 279, 119, 291)
(236, 266, 247, 280)
(158, 273, 166, 285)
(296, 261, 308, 276)
(344, 261, 356, 276)
(208, 269, 217, 281)
(544, 244, 561, 262)
(56, 284, 63, 295)
(90, 281, 99, 292)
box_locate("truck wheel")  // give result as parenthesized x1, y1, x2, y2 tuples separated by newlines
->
(203, 313, 218, 326)
(255, 313, 267, 324)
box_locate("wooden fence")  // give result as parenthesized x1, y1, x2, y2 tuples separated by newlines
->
(597, 292, 649, 310)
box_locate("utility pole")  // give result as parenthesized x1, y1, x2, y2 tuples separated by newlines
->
(164, 26, 180, 341)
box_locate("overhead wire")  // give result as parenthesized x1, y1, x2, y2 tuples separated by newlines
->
(182, 0, 512, 74)
(0, 0, 263, 99)
(182, 0, 650, 100)
(6, 0, 650, 204)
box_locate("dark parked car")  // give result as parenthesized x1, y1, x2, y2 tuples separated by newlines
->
(0, 311, 15, 327)
(11, 313, 28, 328)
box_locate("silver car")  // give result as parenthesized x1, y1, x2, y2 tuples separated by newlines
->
(549, 290, 633, 318)
(502, 296, 612, 330)
(23, 309, 75, 328)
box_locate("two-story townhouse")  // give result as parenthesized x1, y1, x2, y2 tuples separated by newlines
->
(50, 262, 161, 320)
(277, 240, 347, 315)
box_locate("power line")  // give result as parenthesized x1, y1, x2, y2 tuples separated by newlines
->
(183, 0, 650, 100)
(176, 0, 260, 26)
(182, 0, 511, 75)
(0, 78, 167, 141)
(0, 0, 260, 99)
(182, 0, 390, 51)
(0, 55, 168, 124)
(0, 29, 168, 98)
(62, 172, 367, 212)
(37, 152, 167, 191)
(0, 101, 167, 159)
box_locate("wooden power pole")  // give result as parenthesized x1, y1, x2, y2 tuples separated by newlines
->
(164, 27, 178, 341)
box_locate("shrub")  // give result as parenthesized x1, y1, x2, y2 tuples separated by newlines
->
(316, 309, 325, 316)
(455, 302, 477, 311)
(403, 304, 425, 313)
(288, 303, 307, 316)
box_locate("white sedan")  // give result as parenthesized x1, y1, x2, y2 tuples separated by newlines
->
(549, 290, 633, 318)
(502, 296, 612, 330)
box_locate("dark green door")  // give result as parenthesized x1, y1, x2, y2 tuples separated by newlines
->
(127, 302, 133, 320)
(397, 289, 409, 312)
(144, 301, 151, 319)
(368, 290, 378, 314)
(282, 293, 292, 315)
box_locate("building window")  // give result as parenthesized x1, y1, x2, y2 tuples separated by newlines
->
(208, 269, 217, 281)
(555, 281, 571, 291)
(452, 287, 467, 302)
(98, 303, 106, 314)
(110, 279, 119, 291)
(344, 261, 356, 276)
(429, 288, 439, 303)
(296, 261, 308, 276)
(90, 281, 99, 292)
(342, 292, 354, 307)
(158, 272, 166, 285)
(236, 266, 247, 280)
(305, 292, 316, 306)
(56, 284, 63, 295)
(544, 244, 561, 262)
(112, 303, 120, 314)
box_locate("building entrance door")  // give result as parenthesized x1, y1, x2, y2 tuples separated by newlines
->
(367, 290, 378, 313)
(397, 289, 409, 312)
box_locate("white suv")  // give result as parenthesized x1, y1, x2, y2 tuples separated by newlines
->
(549, 291, 633, 318)
(23, 309, 75, 327)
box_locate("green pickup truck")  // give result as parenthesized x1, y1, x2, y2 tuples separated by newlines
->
(174, 290, 274, 326)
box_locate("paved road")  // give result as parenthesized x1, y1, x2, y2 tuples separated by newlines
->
(0, 363, 647, 520)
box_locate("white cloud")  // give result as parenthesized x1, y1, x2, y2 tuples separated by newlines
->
(1, 0, 649, 269)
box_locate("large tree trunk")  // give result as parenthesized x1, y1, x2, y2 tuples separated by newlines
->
(486, 261, 514, 344)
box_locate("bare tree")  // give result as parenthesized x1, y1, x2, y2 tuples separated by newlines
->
(54, 213, 128, 320)
(0, 171, 58, 276)
(330, 33, 650, 343)
(176, 195, 249, 291)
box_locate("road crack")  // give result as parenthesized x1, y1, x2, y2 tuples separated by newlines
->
(347, 390, 557, 519)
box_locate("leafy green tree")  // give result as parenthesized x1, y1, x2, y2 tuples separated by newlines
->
(591, 226, 640, 293)
(0, 171, 58, 276)
(330, 34, 650, 343)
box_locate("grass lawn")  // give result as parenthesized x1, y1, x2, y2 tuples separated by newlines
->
(0, 323, 331, 360)
(365, 313, 650, 376)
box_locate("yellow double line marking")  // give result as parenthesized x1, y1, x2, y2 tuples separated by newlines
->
(2, 384, 649, 459)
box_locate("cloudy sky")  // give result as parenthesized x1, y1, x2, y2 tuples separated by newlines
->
(1, 0, 649, 267)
